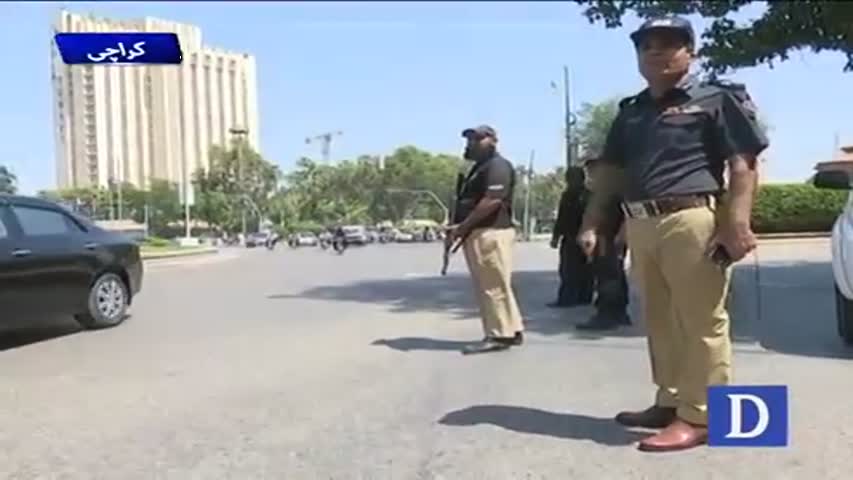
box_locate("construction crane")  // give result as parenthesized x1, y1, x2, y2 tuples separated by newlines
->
(305, 130, 343, 163)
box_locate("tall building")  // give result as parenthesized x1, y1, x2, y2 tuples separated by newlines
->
(51, 10, 260, 190)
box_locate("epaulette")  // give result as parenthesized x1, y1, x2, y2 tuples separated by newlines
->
(703, 77, 758, 117)
(703, 78, 748, 96)
(618, 95, 638, 109)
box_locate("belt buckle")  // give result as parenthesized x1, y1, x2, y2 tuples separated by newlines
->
(625, 202, 649, 219)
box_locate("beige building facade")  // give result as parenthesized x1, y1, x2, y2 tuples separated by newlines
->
(52, 10, 260, 190)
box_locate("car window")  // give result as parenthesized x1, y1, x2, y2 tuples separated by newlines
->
(12, 206, 82, 237)
(0, 216, 7, 239)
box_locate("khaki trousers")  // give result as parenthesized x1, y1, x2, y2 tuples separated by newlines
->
(626, 206, 732, 426)
(462, 228, 524, 338)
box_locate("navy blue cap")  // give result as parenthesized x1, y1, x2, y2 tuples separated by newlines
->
(461, 124, 498, 140)
(630, 16, 695, 46)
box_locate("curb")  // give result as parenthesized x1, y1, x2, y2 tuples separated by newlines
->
(141, 247, 219, 260)
(756, 232, 830, 240)
(529, 233, 829, 241)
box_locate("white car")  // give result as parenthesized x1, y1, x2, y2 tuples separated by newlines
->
(394, 230, 416, 242)
(814, 169, 853, 344)
(342, 225, 368, 245)
(292, 232, 318, 247)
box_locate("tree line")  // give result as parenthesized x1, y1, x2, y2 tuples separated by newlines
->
(36, 142, 571, 237)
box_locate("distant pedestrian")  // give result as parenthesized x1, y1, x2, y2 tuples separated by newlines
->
(577, 16, 767, 452)
(548, 166, 593, 308)
(447, 125, 524, 354)
(575, 156, 630, 330)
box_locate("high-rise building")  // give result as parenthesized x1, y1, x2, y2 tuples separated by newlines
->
(51, 10, 260, 190)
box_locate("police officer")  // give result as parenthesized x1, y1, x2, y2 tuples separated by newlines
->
(549, 166, 594, 308)
(577, 16, 767, 452)
(576, 156, 631, 330)
(448, 125, 524, 354)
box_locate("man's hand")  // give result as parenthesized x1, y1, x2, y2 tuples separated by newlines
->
(577, 228, 597, 260)
(709, 221, 756, 263)
(444, 224, 469, 252)
(550, 236, 560, 249)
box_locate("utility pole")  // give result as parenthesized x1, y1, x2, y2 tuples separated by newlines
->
(229, 126, 249, 238)
(551, 66, 577, 168)
(523, 150, 534, 241)
(305, 131, 343, 163)
(563, 65, 578, 168)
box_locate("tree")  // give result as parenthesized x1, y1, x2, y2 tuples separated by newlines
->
(579, 1, 853, 74)
(0, 165, 17, 194)
(575, 98, 621, 158)
(123, 180, 182, 236)
(193, 140, 281, 232)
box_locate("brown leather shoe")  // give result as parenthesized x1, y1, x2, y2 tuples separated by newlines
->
(614, 406, 676, 429)
(637, 419, 707, 452)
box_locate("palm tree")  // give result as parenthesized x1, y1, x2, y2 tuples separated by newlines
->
(0, 165, 17, 194)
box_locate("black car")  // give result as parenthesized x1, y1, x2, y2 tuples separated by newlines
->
(0, 195, 143, 329)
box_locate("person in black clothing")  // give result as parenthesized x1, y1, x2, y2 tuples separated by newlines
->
(548, 166, 594, 307)
(576, 156, 631, 330)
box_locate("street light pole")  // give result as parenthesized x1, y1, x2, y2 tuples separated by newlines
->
(229, 126, 249, 238)
(552, 66, 577, 169)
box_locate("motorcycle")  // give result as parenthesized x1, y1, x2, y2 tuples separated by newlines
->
(332, 237, 347, 254)
(265, 235, 279, 251)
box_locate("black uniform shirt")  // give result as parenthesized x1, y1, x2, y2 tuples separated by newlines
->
(453, 153, 516, 229)
(602, 75, 769, 202)
(553, 187, 589, 239)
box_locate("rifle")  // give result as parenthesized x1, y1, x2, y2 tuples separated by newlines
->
(441, 172, 466, 275)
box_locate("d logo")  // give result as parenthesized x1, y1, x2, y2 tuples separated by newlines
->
(708, 385, 788, 447)
(725, 394, 770, 439)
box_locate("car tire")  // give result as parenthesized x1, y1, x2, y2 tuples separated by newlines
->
(834, 285, 853, 345)
(75, 272, 129, 329)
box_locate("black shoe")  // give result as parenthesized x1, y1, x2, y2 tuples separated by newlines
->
(512, 331, 524, 346)
(461, 338, 512, 355)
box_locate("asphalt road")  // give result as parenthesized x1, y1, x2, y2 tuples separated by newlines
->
(0, 239, 850, 479)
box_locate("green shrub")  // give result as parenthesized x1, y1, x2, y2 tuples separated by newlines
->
(752, 184, 847, 233)
(142, 236, 172, 248)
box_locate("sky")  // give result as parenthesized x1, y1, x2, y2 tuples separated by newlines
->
(1, 1, 851, 194)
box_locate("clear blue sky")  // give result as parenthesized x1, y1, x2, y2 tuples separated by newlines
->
(1, 1, 851, 194)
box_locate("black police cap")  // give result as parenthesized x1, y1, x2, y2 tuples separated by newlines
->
(461, 124, 498, 140)
(630, 16, 695, 47)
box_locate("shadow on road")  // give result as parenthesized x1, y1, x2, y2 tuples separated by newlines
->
(371, 337, 471, 352)
(0, 316, 82, 352)
(279, 259, 852, 360)
(438, 405, 646, 446)
(729, 259, 853, 360)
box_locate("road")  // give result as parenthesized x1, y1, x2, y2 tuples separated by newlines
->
(0, 239, 850, 479)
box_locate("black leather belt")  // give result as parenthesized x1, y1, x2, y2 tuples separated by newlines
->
(621, 194, 715, 219)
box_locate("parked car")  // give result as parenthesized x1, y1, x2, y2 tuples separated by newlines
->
(0, 195, 143, 329)
(291, 232, 319, 247)
(342, 225, 369, 245)
(813, 169, 853, 344)
(245, 232, 270, 248)
(394, 229, 416, 243)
